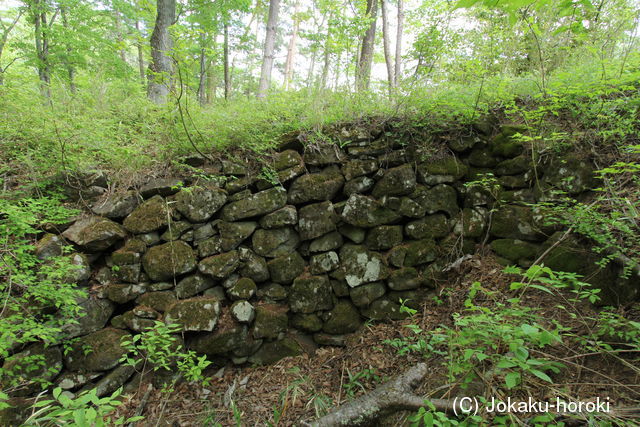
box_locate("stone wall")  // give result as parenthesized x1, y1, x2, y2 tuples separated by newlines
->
(21, 122, 636, 398)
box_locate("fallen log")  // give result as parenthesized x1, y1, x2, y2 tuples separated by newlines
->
(311, 363, 460, 427)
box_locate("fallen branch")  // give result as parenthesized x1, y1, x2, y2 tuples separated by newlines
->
(310, 363, 460, 426)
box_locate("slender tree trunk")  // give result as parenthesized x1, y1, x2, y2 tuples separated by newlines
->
(283, 0, 300, 90)
(32, 0, 52, 98)
(394, 0, 403, 87)
(147, 0, 176, 104)
(0, 10, 23, 85)
(206, 58, 216, 102)
(257, 0, 281, 98)
(135, 20, 145, 84)
(197, 32, 207, 106)
(356, 0, 378, 91)
(61, 7, 76, 93)
(380, 0, 393, 91)
(320, 12, 332, 89)
(224, 22, 230, 99)
(114, 10, 127, 63)
(306, 49, 317, 87)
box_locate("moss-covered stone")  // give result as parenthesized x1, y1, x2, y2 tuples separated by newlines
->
(365, 225, 403, 250)
(398, 197, 426, 218)
(405, 214, 450, 240)
(273, 150, 303, 171)
(542, 154, 598, 195)
(289, 275, 334, 313)
(175, 274, 214, 299)
(490, 205, 544, 241)
(387, 267, 424, 291)
(197, 236, 223, 258)
(291, 313, 323, 332)
(218, 221, 257, 251)
(267, 252, 305, 284)
(35, 233, 65, 260)
(453, 208, 489, 239)
(64, 297, 114, 338)
(360, 297, 406, 320)
(257, 283, 288, 301)
(490, 131, 524, 158)
(252, 227, 300, 258)
(199, 250, 240, 279)
(2, 344, 63, 396)
(142, 241, 196, 281)
(490, 239, 539, 262)
(304, 145, 345, 165)
(322, 300, 361, 334)
(239, 250, 270, 282)
(372, 164, 416, 198)
(496, 156, 530, 175)
(105, 283, 147, 304)
(63, 216, 127, 252)
(174, 185, 227, 222)
(417, 157, 468, 185)
(342, 159, 379, 180)
(136, 291, 176, 312)
(123, 196, 168, 234)
(140, 178, 182, 198)
(227, 277, 257, 300)
(248, 337, 302, 365)
(253, 304, 288, 339)
(92, 190, 139, 219)
(338, 224, 366, 244)
(344, 176, 376, 196)
(121, 310, 156, 332)
(165, 297, 220, 332)
(230, 300, 255, 323)
(339, 244, 389, 288)
(341, 194, 402, 228)
(221, 187, 288, 221)
(93, 364, 136, 398)
(188, 322, 248, 356)
(288, 166, 344, 204)
(309, 231, 343, 253)
(403, 239, 437, 267)
(259, 206, 298, 229)
(412, 184, 459, 218)
(64, 328, 130, 372)
(298, 201, 338, 241)
(499, 174, 528, 189)
(468, 147, 500, 167)
(160, 221, 192, 241)
(310, 251, 340, 274)
(349, 281, 386, 307)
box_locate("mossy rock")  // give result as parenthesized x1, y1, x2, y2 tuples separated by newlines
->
(468, 147, 500, 168)
(365, 225, 403, 250)
(338, 224, 367, 244)
(64, 297, 114, 339)
(35, 233, 65, 260)
(288, 166, 344, 204)
(248, 337, 303, 365)
(221, 187, 287, 221)
(372, 164, 416, 198)
(453, 207, 489, 239)
(342, 159, 379, 181)
(231, 300, 255, 323)
(175, 274, 214, 299)
(272, 150, 303, 171)
(92, 191, 139, 219)
(257, 283, 288, 301)
(490, 205, 544, 241)
(227, 277, 257, 301)
(361, 296, 406, 320)
(341, 194, 402, 228)
(239, 250, 270, 282)
(2, 343, 63, 396)
(344, 176, 376, 196)
(298, 201, 338, 241)
(188, 324, 248, 356)
(253, 304, 288, 339)
(63, 216, 127, 252)
(165, 297, 221, 332)
(199, 250, 241, 279)
(136, 291, 177, 312)
(412, 184, 459, 218)
(309, 231, 343, 253)
(398, 197, 426, 218)
(105, 283, 147, 304)
(387, 267, 424, 291)
(405, 214, 450, 240)
(123, 196, 169, 234)
(496, 156, 531, 176)
(64, 328, 130, 372)
(490, 132, 524, 158)
(339, 244, 389, 288)
(218, 221, 257, 252)
(542, 154, 598, 195)
(267, 252, 306, 284)
(322, 300, 361, 334)
(417, 157, 468, 185)
(310, 251, 340, 274)
(142, 241, 197, 281)
(289, 275, 334, 313)
(259, 205, 298, 229)
(490, 239, 539, 263)
(291, 313, 323, 332)
(403, 239, 438, 267)
(160, 221, 192, 241)
(252, 227, 300, 258)
(174, 185, 227, 222)
(349, 282, 386, 307)
(140, 178, 182, 198)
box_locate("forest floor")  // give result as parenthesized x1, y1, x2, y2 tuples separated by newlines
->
(113, 253, 640, 426)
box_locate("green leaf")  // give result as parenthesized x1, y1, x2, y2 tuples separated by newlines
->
(505, 372, 520, 389)
(530, 369, 553, 383)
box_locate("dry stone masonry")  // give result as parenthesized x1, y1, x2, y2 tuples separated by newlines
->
(21, 122, 638, 398)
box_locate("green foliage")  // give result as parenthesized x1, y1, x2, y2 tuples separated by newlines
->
(0, 195, 85, 396)
(119, 321, 212, 386)
(23, 387, 143, 426)
(342, 367, 381, 398)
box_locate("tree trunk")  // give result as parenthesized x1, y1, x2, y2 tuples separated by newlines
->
(136, 20, 145, 84)
(224, 22, 230, 99)
(257, 0, 281, 98)
(380, 0, 393, 91)
(147, 0, 176, 104)
(320, 12, 332, 89)
(394, 0, 403, 87)
(61, 7, 76, 93)
(0, 10, 23, 85)
(114, 10, 127, 63)
(356, 0, 378, 91)
(197, 32, 207, 106)
(283, 0, 300, 90)
(32, 0, 52, 98)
